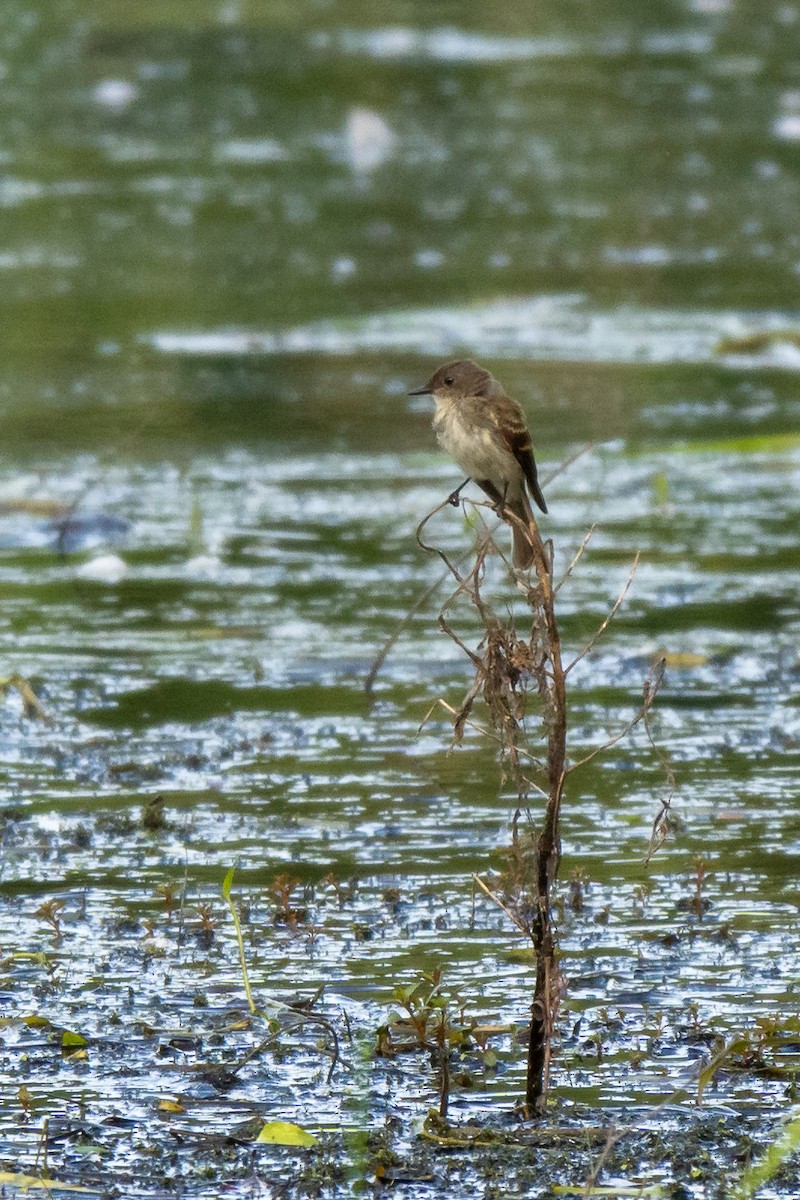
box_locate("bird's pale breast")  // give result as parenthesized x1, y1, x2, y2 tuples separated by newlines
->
(433, 398, 517, 485)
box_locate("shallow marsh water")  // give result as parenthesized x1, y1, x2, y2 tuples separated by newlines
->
(1, 1, 800, 1197)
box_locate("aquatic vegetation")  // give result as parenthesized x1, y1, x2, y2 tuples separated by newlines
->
(0, 674, 48, 721)
(0, 430, 797, 1193)
(1, 0, 799, 1192)
(731, 1108, 800, 1200)
(416, 481, 669, 1114)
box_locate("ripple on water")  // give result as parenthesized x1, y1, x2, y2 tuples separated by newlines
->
(145, 296, 800, 370)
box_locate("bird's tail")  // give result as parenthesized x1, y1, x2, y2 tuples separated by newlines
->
(506, 488, 537, 570)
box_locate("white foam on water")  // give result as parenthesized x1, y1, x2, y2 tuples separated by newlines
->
(145, 296, 800, 370)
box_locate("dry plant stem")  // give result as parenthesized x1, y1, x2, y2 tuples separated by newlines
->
(643, 671, 677, 865)
(366, 443, 596, 695)
(518, 514, 568, 1115)
(554, 524, 597, 595)
(471, 871, 531, 937)
(565, 551, 641, 676)
(583, 1125, 622, 1196)
(415, 450, 663, 1116)
(365, 570, 446, 696)
(432, 699, 547, 790)
(567, 657, 666, 773)
(416, 496, 470, 581)
(417, 497, 567, 1114)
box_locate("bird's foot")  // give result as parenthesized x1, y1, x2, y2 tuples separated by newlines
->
(446, 478, 470, 507)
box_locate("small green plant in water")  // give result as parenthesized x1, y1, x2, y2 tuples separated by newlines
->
(0, 673, 48, 720)
(222, 864, 256, 1014)
(35, 899, 65, 944)
(193, 902, 216, 948)
(376, 968, 477, 1117)
(155, 881, 178, 921)
(269, 872, 307, 930)
(729, 1107, 800, 1199)
(221, 864, 341, 1094)
(377, 969, 470, 1054)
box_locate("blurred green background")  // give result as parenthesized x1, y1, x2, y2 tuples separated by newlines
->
(3, 0, 800, 453)
(1, 0, 800, 1162)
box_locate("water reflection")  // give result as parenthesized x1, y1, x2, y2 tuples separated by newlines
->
(2, 2, 800, 383)
(1, 0, 800, 1190)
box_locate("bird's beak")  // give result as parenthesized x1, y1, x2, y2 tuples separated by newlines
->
(408, 383, 432, 396)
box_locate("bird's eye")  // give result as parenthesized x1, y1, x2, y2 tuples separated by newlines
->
(444, 376, 454, 386)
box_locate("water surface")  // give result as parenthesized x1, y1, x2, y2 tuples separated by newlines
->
(1, 1, 800, 1195)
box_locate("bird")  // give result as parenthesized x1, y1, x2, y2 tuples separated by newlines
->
(409, 359, 547, 570)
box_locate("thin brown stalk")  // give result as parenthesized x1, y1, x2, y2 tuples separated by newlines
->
(472, 872, 531, 937)
(366, 443, 596, 696)
(642, 666, 676, 865)
(433, 698, 547, 783)
(554, 524, 597, 594)
(565, 552, 641, 675)
(365, 572, 446, 697)
(567, 657, 666, 774)
(583, 1125, 622, 1196)
(494, 502, 567, 1111)
(415, 496, 470, 579)
(415, 438, 666, 1117)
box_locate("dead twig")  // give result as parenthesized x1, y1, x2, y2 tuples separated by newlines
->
(554, 524, 597, 594)
(415, 496, 469, 580)
(365, 571, 448, 697)
(582, 1124, 623, 1196)
(367, 443, 597, 696)
(567, 657, 666, 774)
(428, 697, 548, 785)
(565, 552, 641, 675)
(472, 872, 531, 937)
(643, 666, 677, 866)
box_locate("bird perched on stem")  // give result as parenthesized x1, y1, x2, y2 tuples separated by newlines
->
(409, 359, 547, 570)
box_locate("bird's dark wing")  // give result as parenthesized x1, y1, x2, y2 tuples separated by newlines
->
(489, 397, 548, 515)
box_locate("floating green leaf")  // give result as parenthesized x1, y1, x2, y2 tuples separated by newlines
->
(62, 1030, 88, 1049)
(22, 1015, 51, 1029)
(256, 1120, 317, 1147)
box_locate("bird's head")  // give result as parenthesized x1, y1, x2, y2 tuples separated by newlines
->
(409, 359, 494, 401)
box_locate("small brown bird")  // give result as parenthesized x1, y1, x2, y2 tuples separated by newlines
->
(409, 359, 547, 570)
